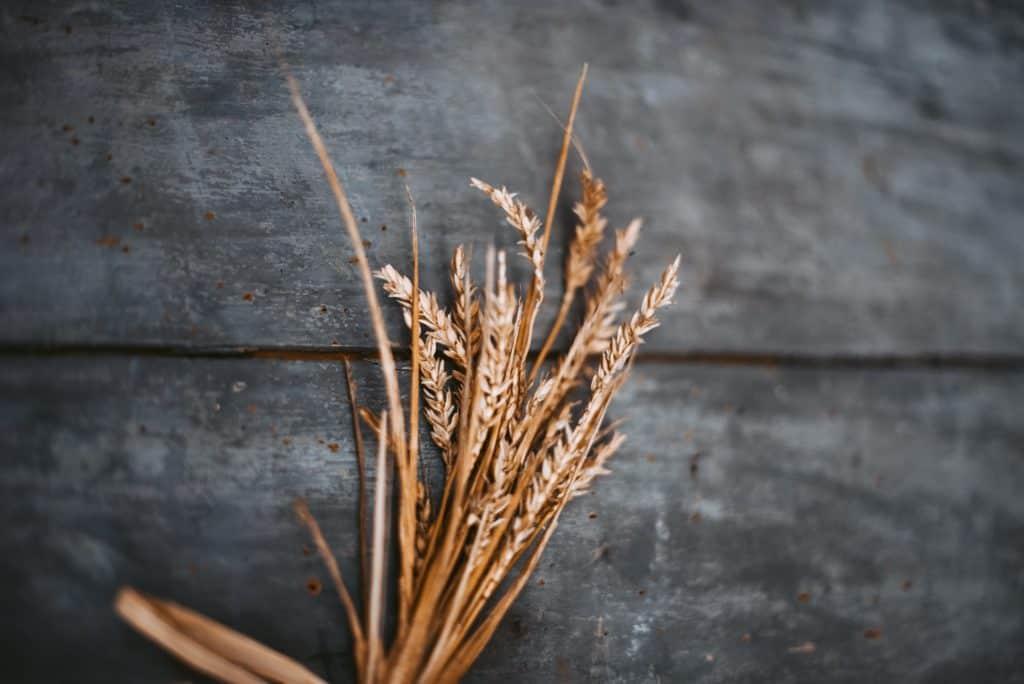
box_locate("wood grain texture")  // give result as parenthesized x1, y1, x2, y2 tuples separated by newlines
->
(1, 1, 1022, 355)
(1, 356, 1020, 682)
(2, 1, 1022, 682)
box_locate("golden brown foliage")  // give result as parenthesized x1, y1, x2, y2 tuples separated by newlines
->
(117, 66, 678, 683)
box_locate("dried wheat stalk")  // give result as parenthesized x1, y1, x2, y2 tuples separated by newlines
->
(116, 65, 679, 683)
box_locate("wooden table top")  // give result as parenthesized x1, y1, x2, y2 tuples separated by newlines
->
(1, 1, 1022, 681)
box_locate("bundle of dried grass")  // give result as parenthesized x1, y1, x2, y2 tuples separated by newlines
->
(116, 65, 679, 683)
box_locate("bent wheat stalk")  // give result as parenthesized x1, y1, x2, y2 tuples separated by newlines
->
(116, 65, 679, 683)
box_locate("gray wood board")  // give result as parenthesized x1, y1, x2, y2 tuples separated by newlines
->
(2, 1, 1023, 355)
(1, 356, 1021, 682)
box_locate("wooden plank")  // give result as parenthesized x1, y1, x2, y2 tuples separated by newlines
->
(1, 1, 1022, 354)
(1, 356, 1020, 681)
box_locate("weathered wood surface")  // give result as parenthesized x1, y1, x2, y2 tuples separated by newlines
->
(2, 1, 1023, 682)
(1, 357, 1021, 682)
(2, 1, 1023, 354)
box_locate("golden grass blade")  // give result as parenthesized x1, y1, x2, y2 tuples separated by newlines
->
(285, 72, 407, 471)
(444, 378, 621, 678)
(366, 410, 391, 683)
(293, 499, 366, 660)
(343, 359, 371, 603)
(115, 587, 315, 684)
(530, 292, 573, 383)
(397, 183, 421, 633)
(530, 170, 608, 382)
(539, 63, 587, 257)
(385, 249, 497, 682)
(515, 64, 587, 365)
(358, 407, 405, 455)
(530, 90, 592, 172)
(146, 591, 328, 684)
(442, 518, 562, 681)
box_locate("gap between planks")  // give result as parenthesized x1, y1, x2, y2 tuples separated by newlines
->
(0, 343, 1022, 372)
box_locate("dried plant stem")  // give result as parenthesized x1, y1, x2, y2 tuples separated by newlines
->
(397, 184, 421, 633)
(115, 587, 327, 684)
(515, 64, 588, 365)
(343, 359, 370, 602)
(444, 513, 562, 681)
(285, 73, 407, 471)
(539, 64, 587, 258)
(531, 169, 608, 382)
(293, 498, 365, 672)
(366, 410, 390, 684)
(530, 289, 575, 382)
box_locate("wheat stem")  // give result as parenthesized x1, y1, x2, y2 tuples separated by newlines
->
(343, 360, 371, 605)
(293, 499, 366, 664)
(366, 410, 390, 683)
(286, 73, 407, 479)
(397, 184, 421, 634)
(515, 64, 587, 371)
